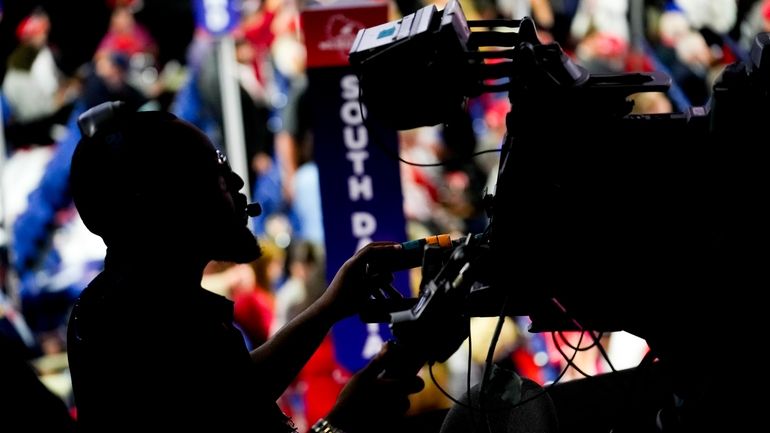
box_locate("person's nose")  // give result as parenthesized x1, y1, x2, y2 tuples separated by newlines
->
(227, 172, 245, 191)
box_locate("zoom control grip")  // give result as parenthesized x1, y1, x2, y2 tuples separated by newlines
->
(377, 340, 430, 380)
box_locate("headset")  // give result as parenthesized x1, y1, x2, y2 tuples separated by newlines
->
(75, 101, 262, 218)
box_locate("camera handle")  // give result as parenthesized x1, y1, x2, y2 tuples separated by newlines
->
(374, 236, 489, 380)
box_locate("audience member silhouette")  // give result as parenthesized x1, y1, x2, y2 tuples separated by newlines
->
(67, 101, 422, 432)
(0, 332, 76, 432)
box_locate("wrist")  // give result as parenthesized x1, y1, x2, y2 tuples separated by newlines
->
(314, 290, 349, 323)
(310, 418, 346, 433)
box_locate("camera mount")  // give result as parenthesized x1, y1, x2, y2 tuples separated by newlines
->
(350, 2, 769, 429)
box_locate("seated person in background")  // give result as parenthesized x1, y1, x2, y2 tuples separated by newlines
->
(3, 9, 76, 148)
(67, 101, 423, 432)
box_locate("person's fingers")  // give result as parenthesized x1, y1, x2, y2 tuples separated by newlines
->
(371, 373, 425, 398)
(407, 375, 425, 394)
(356, 348, 390, 379)
(339, 242, 399, 279)
(379, 283, 403, 299)
(363, 270, 393, 284)
(364, 273, 396, 296)
(395, 396, 411, 414)
(357, 242, 406, 272)
(384, 375, 425, 395)
(356, 241, 401, 259)
(369, 287, 388, 301)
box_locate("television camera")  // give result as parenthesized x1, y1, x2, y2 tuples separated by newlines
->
(350, 1, 768, 431)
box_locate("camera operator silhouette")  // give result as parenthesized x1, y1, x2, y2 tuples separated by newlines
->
(67, 101, 423, 432)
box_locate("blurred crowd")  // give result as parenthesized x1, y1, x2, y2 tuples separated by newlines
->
(0, 0, 764, 429)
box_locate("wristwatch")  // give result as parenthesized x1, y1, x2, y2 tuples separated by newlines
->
(310, 418, 346, 433)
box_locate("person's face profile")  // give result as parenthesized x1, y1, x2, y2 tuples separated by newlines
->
(187, 135, 259, 264)
(212, 148, 249, 227)
(72, 104, 261, 263)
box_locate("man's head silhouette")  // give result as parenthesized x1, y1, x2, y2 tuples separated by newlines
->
(70, 101, 260, 264)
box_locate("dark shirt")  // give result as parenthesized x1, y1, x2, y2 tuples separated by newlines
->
(67, 264, 294, 432)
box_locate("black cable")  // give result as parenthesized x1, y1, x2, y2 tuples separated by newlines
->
(467, 317, 477, 432)
(558, 330, 617, 372)
(548, 330, 585, 386)
(357, 87, 502, 168)
(426, 282, 612, 420)
(482, 312, 508, 381)
(487, 330, 586, 413)
(551, 331, 593, 379)
(502, 329, 585, 412)
(429, 362, 472, 408)
(557, 330, 602, 352)
(479, 295, 510, 433)
(430, 330, 586, 418)
(549, 297, 617, 374)
(591, 331, 616, 372)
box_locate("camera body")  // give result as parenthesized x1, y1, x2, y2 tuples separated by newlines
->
(350, 9, 769, 424)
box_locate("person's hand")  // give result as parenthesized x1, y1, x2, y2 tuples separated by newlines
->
(318, 241, 405, 321)
(324, 343, 425, 432)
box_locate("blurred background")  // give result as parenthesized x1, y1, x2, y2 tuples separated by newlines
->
(0, 0, 762, 429)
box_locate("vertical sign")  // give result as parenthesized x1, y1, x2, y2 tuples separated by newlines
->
(193, 0, 240, 36)
(302, 1, 409, 373)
